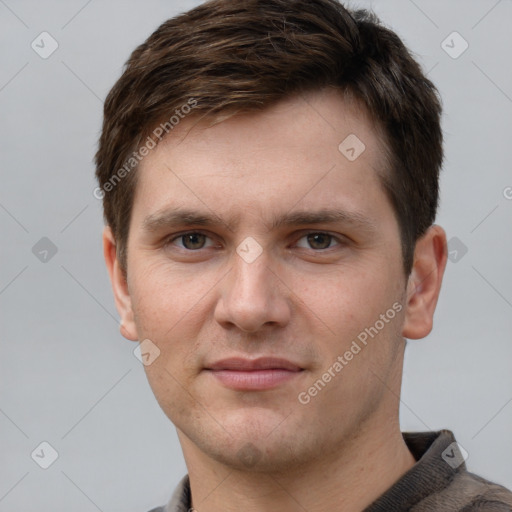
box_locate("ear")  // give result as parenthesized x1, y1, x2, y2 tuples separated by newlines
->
(102, 226, 138, 341)
(402, 225, 448, 340)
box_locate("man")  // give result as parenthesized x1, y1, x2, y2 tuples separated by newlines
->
(95, 0, 512, 510)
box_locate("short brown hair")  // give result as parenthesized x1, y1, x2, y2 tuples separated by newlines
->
(95, 0, 443, 277)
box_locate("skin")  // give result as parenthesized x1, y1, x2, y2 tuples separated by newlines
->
(104, 88, 447, 512)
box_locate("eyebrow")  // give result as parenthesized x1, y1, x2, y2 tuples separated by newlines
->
(142, 207, 377, 235)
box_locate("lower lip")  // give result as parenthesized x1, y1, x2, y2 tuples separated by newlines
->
(207, 369, 303, 390)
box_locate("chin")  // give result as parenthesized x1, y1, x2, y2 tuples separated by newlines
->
(190, 423, 320, 475)
(208, 440, 305, 474)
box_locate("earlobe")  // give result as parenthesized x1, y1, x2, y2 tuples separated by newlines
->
(102, 226, 139, 342)
(402, 225, 448, 340)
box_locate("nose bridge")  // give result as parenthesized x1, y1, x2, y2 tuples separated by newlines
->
(214, 237, 289, 332)
(231, 240, 273, 303)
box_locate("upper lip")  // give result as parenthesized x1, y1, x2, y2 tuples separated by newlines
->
(206, 357, 303, 372)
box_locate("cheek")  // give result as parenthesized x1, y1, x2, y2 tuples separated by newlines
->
(129, 259, 208, 333)
(294, 264, 403, 361)
(143, 360, 200, 429)
(294, 263, 390, 319)
(129, 261, 214, 374)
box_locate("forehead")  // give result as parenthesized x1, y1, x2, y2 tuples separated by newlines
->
(132, 88, 391, 225)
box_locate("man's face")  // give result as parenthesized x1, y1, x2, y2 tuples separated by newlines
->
(118, 89, 410, 471)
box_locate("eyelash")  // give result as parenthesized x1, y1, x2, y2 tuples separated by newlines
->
(165, 231, 346, 252)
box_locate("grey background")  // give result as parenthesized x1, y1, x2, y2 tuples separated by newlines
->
(1, 0, 511, 510)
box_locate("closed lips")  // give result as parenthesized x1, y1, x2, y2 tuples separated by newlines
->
(205, 357, 303, 372)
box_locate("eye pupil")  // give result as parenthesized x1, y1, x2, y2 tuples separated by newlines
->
(307, 233, 331, 250)
(183, 233, 205, 250)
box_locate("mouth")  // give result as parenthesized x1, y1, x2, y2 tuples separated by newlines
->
(204, 357, 305, 391)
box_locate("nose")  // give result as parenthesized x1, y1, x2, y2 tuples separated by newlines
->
(213, 243, 291, 333)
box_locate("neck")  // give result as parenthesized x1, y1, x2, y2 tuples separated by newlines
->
(178, 413, 416, 512)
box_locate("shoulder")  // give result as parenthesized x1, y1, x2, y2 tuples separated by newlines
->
(459, 471, 512, 511)
(422, 469, 512, 512)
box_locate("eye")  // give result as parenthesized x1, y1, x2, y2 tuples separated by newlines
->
(295, 232, 342, 250)
(168, 232, 215, 250)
